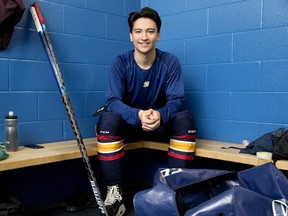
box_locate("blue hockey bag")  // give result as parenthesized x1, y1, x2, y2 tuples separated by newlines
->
(133, 168, 239, 216)
(133, 163, 288, 216)
(184, 186, 276, 216)
(238, 162, 288, 201)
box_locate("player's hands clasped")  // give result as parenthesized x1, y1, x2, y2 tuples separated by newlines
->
(138, 109, 161, 131)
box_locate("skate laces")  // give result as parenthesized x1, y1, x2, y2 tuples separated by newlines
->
(105, 185, 122, 205)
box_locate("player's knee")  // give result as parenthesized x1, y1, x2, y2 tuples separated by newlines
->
(170, 111, 196, 135)
(96, 112, 125, 136)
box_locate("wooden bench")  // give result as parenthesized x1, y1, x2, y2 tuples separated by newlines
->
(0, 138, 287, 171)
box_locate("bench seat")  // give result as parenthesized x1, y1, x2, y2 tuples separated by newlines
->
(0, 138, 287, 171)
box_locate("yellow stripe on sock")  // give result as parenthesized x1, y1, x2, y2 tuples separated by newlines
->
(169, 139, 195, 152)
(97, 140, 124, 153)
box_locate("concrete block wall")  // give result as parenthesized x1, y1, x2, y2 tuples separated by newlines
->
(0, 0, 139, 145)
(144, 0, 288, 142)
(0, 0, 288, 145)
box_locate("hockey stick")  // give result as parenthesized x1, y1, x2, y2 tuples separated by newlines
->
(30, 6, 108, 216)
(33, 3, 58, 71)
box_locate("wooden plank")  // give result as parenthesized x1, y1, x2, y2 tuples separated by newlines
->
(126, 139, 287, 170)
(0, 139, 144, 171)
(143, 141, 168, 151)
(0, 138, 287, 171)
(124, 142, 143, 150)
(195, 139, 271, 166)
(276, 160, 288, 171)
(0, 138, 98, 171)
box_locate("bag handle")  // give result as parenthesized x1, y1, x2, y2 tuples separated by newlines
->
(272, 199, 288, 216)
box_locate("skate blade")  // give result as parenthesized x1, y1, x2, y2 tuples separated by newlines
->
(116, 204, 126, 216)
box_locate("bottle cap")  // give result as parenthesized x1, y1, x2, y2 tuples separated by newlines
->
(5, 111, 17, 119)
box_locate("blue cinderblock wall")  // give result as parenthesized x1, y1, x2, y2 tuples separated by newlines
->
(146, 0, 288, 142)
(0, 0, 139, 145)
(0, 0, 287, 145)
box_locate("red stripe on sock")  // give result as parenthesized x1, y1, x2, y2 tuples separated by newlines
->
(97, 134, 123, 141)
(167, 151, 194, 160)
(98, 151, 125, 161)
(174, 134, 196, 140)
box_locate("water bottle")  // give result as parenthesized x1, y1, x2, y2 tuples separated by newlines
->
(4, 111, 18, 151)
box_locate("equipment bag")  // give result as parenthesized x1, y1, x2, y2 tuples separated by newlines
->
(238, 162, 288, 201)
(273, 130, 288, 162)
(184, 186, 278, 216)
(0, 145, 9, 161)
(134, 168, 239, 216)
(240, 127, 285, 155)
(133, 163, 288, 216)
(187, 163, 288, 216)
(0, 0, 25, 50)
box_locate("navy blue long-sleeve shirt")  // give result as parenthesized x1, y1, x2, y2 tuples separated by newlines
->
(106, 48, 185, 126)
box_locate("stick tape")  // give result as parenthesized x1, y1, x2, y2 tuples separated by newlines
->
(30, 7, 42, 33)
(256, 152, 272, 160)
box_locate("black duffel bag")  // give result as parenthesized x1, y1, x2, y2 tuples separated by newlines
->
(0, 0, 25, 50)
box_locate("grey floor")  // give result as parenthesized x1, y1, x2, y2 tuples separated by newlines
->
(23, 149, 165, 216)
(26, 189, 137, 216)
(31, 205, 134, 216)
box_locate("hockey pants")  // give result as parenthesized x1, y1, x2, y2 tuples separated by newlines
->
(96, 110, 196, 185)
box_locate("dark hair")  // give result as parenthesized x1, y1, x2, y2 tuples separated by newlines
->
(128, 7, 162, 33)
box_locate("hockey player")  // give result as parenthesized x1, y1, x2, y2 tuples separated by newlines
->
(96, 7, 196, 216)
